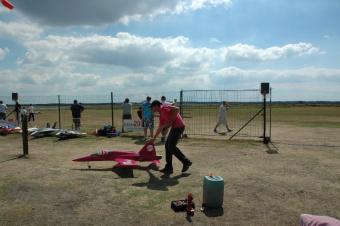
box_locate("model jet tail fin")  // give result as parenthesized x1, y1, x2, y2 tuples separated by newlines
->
(138, 141, 156, 157)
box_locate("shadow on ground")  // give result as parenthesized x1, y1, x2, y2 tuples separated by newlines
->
(132, 171, 191, 191)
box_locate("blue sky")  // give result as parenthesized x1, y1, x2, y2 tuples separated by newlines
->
(0, 0, 340, 101)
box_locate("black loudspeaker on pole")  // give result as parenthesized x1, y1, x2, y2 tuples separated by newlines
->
(12, 92, 18, 101)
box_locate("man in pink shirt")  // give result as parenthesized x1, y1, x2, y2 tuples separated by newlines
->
(150, 100, 192, 175)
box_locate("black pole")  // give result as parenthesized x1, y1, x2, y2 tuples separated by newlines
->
(58, 95, 61, 129)
(180, 90, 183, 117)
(21, 114, 28, 156)
(269, 87, 272, 141)
(263, 93, 267, 144)
(111, 92, 114, 127)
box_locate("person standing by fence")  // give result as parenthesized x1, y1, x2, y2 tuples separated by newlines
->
(70, 100, 84, 131)
(122, 98, 132, 132)
(28, 104, 35, 122)
(214, 101, 232, 134)
(142, 96, 154, 140)
(150, 100, 192, 175)
(0, 100, 7, 120)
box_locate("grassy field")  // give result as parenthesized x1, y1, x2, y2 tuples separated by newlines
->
(1, 105, 340, 226)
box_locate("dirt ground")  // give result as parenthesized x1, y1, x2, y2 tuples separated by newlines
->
(1, 106, 340, 226)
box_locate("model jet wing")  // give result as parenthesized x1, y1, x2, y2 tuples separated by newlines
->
(30, 128, 61, 138)
(152, 160, 161, 167)
(115, 158, 138, 168)
(56, 130, 86, 140)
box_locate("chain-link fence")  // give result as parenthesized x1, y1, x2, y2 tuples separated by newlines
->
(0, 88, 270, 140)
(180, 89, 268, 139)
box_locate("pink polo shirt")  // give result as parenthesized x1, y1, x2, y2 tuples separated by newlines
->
(159, 105, 185, 128)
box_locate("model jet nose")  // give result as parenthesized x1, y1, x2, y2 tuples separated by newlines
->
(73, 156, 91, 162)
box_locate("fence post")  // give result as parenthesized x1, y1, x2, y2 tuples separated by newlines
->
(21, 114, 28, 156)
(58, 95, 61, 129)
(111, 92, 114, 127)
(269, 87, 272, 141)
(180, 90, 183, 117)
(263, 91, 267, 143)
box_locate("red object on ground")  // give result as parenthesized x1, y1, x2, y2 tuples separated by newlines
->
(1, 0, 14, 10)
(0, 127, 18, 135)
(73, 141, 161, 168)
(186, 193, 195, 216)
(300, 214, 340, 226)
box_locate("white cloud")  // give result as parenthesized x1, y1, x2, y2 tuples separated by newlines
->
(20, 32, 215, 72)
(20, 33, 318, 72)
(216, 67, 340, 79)
(0, 29, 331, 99)
(13, 0, 231, 26)
(211, 67, 340, 100)
(0, 21, 43, 41)
(0, 66, 100, 95)
(224, 43, 320, 61)
(0, 47, 10, 60)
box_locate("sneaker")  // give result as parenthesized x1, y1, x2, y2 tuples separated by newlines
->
(181, 161, 192, 173)
(160, 167, 173, 174)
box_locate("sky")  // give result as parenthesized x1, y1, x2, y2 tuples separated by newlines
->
(0, 0, 340, 101)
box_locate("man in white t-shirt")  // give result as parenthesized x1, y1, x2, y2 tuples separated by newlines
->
(0, 100, 7, 120)
(214, 101, 232, 133)
(28, 104, 35, 122)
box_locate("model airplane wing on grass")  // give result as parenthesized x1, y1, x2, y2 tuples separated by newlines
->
(30, 128, 61, 138)
(55, 130, 86, 140)
(73, 141, 162, 169)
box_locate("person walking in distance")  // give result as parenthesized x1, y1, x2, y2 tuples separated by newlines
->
(214, 101, 232, 133)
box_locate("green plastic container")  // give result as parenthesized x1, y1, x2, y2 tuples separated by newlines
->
(203, 175, 224, 208)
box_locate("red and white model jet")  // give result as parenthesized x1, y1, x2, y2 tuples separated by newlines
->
(1, 0, 14, 10)
(73, 141, 162, 169)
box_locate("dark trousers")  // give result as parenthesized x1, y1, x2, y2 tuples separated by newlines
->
(165, 127, 189, 169)
(0, 112, 5, 120)
(28, 113, 35, 121)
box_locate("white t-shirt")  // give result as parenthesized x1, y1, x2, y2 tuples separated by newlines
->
(218, 104, 227, 119)
(0, 104, 7, 113)
(161, 100, 172, 106)
(28, 105, 34, 113)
